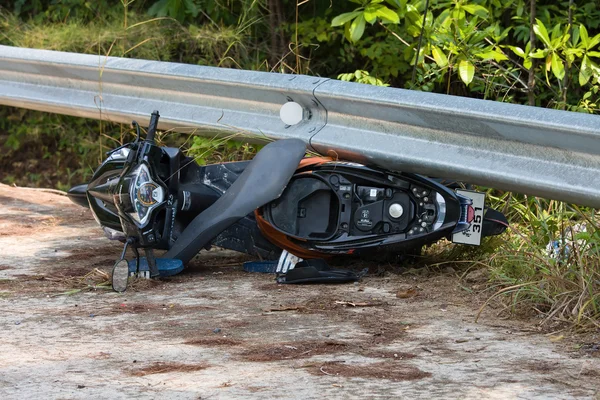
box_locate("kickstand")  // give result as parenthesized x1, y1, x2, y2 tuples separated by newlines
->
(144, 248, 160, 278)
(131, 245, 141, 277)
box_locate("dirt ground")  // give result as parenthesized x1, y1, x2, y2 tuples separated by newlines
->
(0, 183, 598, 399)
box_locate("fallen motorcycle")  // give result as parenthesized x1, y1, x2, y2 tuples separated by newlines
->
(68, 111, 507, 291)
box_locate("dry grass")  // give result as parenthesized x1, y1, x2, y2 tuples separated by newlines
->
(128, 362, 208, 377)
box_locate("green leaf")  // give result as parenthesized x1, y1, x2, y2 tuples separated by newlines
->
(405, 3, 425, 28)
(550, 23, 562, 42)
(533, 19, 552, 48)
(588, 51, 600, 58)
(462, 4, 489, 19)
(572, 26, 580, 46)
(579, 55, 593, 86)
(589, 33, 600, 49)
(565, 48, 584, 57)
(148, 0, 169, 18)
(579, 24, 589, 48)
(332, 11, 362, 27)
(458, 60, 475, 85)
(431, 46, 448, 67)
(451, 8, 466, 21)
(476, 50, 508, 62)
(349, 14, 366, 43)
(375, 5, 400, 23)
(385, 0, 404, 8)
(182, 0, 199, 17)
(551, 53, 565, 80)
(363, 5, 380, 24)
(508, 46, 525, 58)
(344, 22, 353, 42)
(530, 49, 547, 59)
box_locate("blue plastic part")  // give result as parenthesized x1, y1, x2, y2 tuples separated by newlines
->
(128, 257, 185, 277)
(243, 261, 278, 273)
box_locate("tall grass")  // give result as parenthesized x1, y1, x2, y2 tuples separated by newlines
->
(0, 8, 255, 67)
(475, 192, 600, 331)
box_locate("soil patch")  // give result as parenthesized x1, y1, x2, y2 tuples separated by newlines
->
(521, 360, 560, 372)
(60, 248, 121, 263)
(358, 350, 416, 360)
(240, 341, 349, 362)
(110, 302, 216, 314)
(0, 215, 53, 236)
(307, 361, 431, 381)
(0, 213, 89, 237)
(270, 293, 410, 347)
(46, 265, 106, 279)
(580, 367, 599, 377)
(128, 362, 209, 377)
(185, 337, 243, 346)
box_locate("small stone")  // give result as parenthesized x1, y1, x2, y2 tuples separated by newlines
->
(443, 266, 456, 274)
(465, 268, 489, 283)
(14, 321, 21, 325)
(213, 328, 221, 334)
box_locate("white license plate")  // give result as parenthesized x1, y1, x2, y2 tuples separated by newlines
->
(451, 189, 485, 246)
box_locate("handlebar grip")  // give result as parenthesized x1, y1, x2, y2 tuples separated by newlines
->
(146, 110, 160, 143)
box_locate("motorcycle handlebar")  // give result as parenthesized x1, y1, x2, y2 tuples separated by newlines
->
(146, 110, 160, 143)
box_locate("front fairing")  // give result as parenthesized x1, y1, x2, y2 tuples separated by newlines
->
(85, 147, 130, 231)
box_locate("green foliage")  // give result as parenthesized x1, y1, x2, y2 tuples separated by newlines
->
(12, 0, 113, 23)
(326, 0, 600, 110)
(331, 0, 400, 43)
(147, 0, 200, 22)
(338, 69, 389, 86)
(186, 136, 262, 165)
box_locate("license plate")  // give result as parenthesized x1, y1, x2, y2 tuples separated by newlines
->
(452, 189, 485, 246)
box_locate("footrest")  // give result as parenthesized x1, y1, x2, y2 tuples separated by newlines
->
(128, 258, 184, 278)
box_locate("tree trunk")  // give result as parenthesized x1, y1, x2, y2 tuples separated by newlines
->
(528, 0, 536, 106)
(561, 0, 574, 110)
(268, 0, 286, 68)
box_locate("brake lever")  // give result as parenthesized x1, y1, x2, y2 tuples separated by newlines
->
(105, 120, 142, 157)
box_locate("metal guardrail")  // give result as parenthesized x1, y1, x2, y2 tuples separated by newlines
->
(0, 45, 599, 207)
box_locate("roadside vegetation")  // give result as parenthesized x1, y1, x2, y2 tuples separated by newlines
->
(0, 0, 598, 331)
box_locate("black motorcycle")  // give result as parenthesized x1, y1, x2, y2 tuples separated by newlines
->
(68, 111, 507, 291)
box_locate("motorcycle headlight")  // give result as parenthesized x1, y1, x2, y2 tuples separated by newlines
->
(127, 164, 165, 226)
